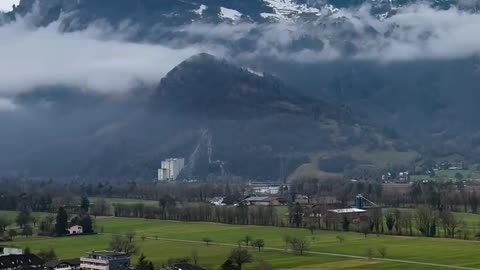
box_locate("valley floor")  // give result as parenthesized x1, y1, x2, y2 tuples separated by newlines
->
(4, 215, 480, 270)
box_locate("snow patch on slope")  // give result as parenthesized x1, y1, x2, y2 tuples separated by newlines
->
(194, 4, 208, 16)
(245, 68, 264, 77)
(261, 0, 345, 21)
(219, 7, 242, 21)
(262, 0, 321, 20)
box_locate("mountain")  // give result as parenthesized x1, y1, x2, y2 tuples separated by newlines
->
(149, 54, 414, 180)
(7, 0, 475, 29)
(153, 53, 336, 119)
(0, 53, 406, 180)
(2, 0, 480, 179)
(261, 58, 480, 163)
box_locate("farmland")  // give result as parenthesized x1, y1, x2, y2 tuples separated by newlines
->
(410, 169, 480, 181)
(5, 215, 480, 270)
(0, 210, 49, 221)
(92, 197, 159, 207)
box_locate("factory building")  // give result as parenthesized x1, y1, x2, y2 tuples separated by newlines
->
(158, 158, 185, 182)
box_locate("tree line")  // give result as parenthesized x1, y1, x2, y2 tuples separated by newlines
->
(2, 177, 480, 216)
(112, 202, 279, 226)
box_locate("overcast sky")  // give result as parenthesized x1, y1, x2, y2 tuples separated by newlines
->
(0, 0, 19, 11)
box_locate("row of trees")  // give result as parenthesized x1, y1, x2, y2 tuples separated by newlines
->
(338, 207, 474, 239)
(111, 198, 480, 241)
(3, 177, 480, 217)
(113, 203, 279, 227)
(0, 179, 253, 212)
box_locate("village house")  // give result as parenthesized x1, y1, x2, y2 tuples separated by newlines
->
(45, 259, 81, 270)
(80, 251, 130, 270)
(0, 254, 44, 270)
(67, 225, 83, 235)
(243, 196, 280, 206)
(209, 197, 226, 206)
(325, 208, 368, 225)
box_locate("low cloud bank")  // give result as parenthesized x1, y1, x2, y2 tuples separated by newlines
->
(0, 16, 203, 98)
(2, 3, 480, 100)
(181, 4, 480, 62)
(0, 98, 17, 111)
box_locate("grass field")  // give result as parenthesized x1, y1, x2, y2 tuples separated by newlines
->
(384, 208, 480, 232)
(93, 197, 159, 207)
(5, 216, 480, 270)
(410, 169, 480, 181)
(0, 210, 49, 221)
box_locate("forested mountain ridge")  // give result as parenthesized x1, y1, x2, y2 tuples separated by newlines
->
(0, 53, 406, 180)
(153, 53, 338, 119)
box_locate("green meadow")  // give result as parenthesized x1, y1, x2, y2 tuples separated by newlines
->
(93, 197, 159, 207)
(4, 216, 480, 270)
(0, 210, 49, 222)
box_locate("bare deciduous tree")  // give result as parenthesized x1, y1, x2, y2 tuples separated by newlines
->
(377, 246, 387, 258)
(289, 237, 309, 256)
(251, 239, 265, 252)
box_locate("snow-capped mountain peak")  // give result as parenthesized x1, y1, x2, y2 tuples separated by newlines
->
(262, 0, 322, 20)
(219, 7, 243, 21)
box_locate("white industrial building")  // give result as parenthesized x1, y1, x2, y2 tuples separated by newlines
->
(158, 158, 185, 182)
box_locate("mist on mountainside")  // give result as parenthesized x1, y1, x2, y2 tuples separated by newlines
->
(1, 0, 480, 180)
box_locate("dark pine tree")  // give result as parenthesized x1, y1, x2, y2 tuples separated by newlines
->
(80, 196, 90, 213)
(79, 215, 94, 234)
(55, 207, 68, 236)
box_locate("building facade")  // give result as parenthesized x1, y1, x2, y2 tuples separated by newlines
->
(158, 158, 185, 182)
(80, 251, 130, 270)
(244, 196, 280, 206)
(0, 247, 23, 257)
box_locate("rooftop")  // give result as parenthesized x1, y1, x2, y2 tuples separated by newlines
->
(172, 264, 206, 270)
(86, 251, 127, 257)
(0, 254, 44, 269)
(45, 259, 81, 268)
(328, 208, 366, 214)
(245, 196, 276, 202)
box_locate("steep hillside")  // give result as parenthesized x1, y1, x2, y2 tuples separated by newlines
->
(0, 54, 409, 180)
(153, 53, 336, 119)
(262, 58, 480, 162)
(147, 54, 414, 180)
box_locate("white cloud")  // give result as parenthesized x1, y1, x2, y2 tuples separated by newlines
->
(0, 98, 17, 111)
(178, 4, 480, 62)
(368, 5, 480, 61)
(0, 16, 207, 97)
(0, 0, 19, 12)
